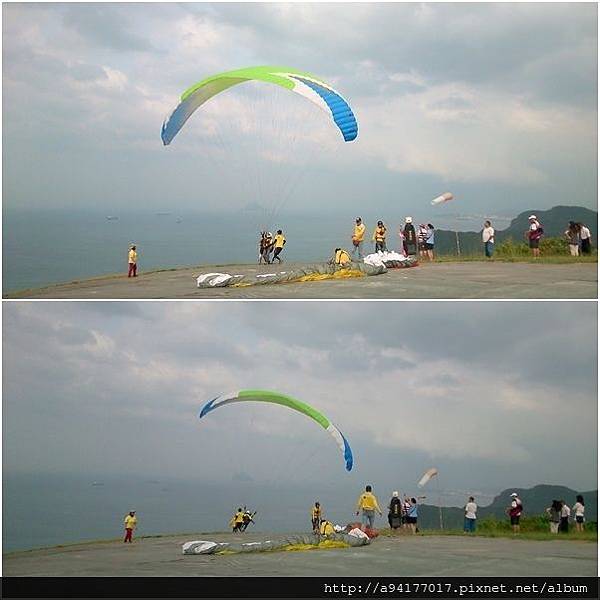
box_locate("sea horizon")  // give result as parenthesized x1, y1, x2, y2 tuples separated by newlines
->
(3, 208, 507, 293)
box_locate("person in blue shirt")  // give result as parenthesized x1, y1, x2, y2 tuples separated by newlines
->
(424, 224, 435, 261)
(406, 497, 419, 534)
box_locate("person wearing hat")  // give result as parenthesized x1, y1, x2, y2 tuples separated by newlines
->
(526, 215, 543, 258)
(127, 245, 138, 278)
(387, 491, 402, 531)
(507, 493, 523, 533)
(124, 510, 137, 543)
(372, 220, 387, 253)
(351, 217, 366, 260)
(402, 217, 417, 256)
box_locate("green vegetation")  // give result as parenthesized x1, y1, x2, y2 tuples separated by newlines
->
(379, 517, 597, 542)
(433, 236, 597, 263)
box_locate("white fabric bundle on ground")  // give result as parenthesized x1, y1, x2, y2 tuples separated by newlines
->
(196, 273, 243, 287)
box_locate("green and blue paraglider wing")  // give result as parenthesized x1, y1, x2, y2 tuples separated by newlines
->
(198, 389, 354, 471)
(162, 66, 358, 145)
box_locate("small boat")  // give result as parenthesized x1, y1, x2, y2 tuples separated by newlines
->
(105, 216, 119, 221)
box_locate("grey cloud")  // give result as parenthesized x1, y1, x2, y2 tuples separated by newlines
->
(62, 4, 155, 53)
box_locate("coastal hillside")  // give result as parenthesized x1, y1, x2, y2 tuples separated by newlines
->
(435, 206, 597, 255)
(418, 484, 597, 530)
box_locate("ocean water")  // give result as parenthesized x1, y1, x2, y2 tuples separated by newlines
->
(2, 472, 361, 552)
(3, 209, 481, 293)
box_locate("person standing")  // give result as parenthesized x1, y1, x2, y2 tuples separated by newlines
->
(387, 491, 402, 531)
(229, 507, 245, 533)
(579, 224, 592, 255)
(355, 485, 382, 529)
(272, 229, 286, 263)
(372, 221, 387, 253)
(403, 217, 417, 256)
(424, 224, 435, 261)
(572, 495, 585, 532)
(352, 217, 366, 260)
(526, 215, 543, 258)
(482, 220, 495, 258)
(545, 500, 562, 534)
(311, 501, 322, 533)
(564, 222, 581, 256)
(124, 510, 137, 543)
(559, 500, 570, 533)
(464, 496, 477, 533)
(417, 224, 429, 258)
(259, 232, 273, 264)
(128, 245, 138, 278)
(406, 497, 419, 534)
(507, 492, 523, 533)
(402, 494, 412, 529)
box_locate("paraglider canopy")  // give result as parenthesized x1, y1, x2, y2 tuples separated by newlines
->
(431, 192, 454, 206)
(162, 66, 358, 145)
(417, 467, 439, 488)
(198, 389, 354, 471)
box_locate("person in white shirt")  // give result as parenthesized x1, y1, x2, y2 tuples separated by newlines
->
(482, 221, 495, 258)
(559, 500, 571, 533)
(526, 215, 543, 258)
(464, 496, 477, 533)
(572, 495, 585, 532)
(579, 224, 592, 255)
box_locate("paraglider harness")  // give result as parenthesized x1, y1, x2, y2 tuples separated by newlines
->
(259, 232, 273, 264)
(241, 510, 256, 531)
(388, 497, 402, 529)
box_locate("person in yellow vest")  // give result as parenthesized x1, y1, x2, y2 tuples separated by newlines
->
(330, 248, 351, 267)
(229, 507, 245, 533)
(128, 245, 138, 278)
(311, 501, 322, 533)
(356, 485, 382, 529)
(124, 510, 137, 543)
(319, 520, 335, 536)
(372, 220, 387, 252)
(351, 217, 366, 260)
(272, 229, 286, 263)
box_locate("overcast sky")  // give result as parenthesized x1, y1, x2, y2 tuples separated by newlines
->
(2, 2, 597, 220)
(3, 301, 597, 493)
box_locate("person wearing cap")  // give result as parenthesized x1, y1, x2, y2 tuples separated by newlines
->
(482, 220, 495, 258)
(127, 245, 138, 278)
(351, 217, 366, 260)
(387, 491, 402, 531)
(402, 217, 417, 256)
(355, 485, 382, 529)
(124, 511, 137, 543)
(507, 493, 523, 533)
(372, 220, 387, 253)
(526, 215, 543, 258)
